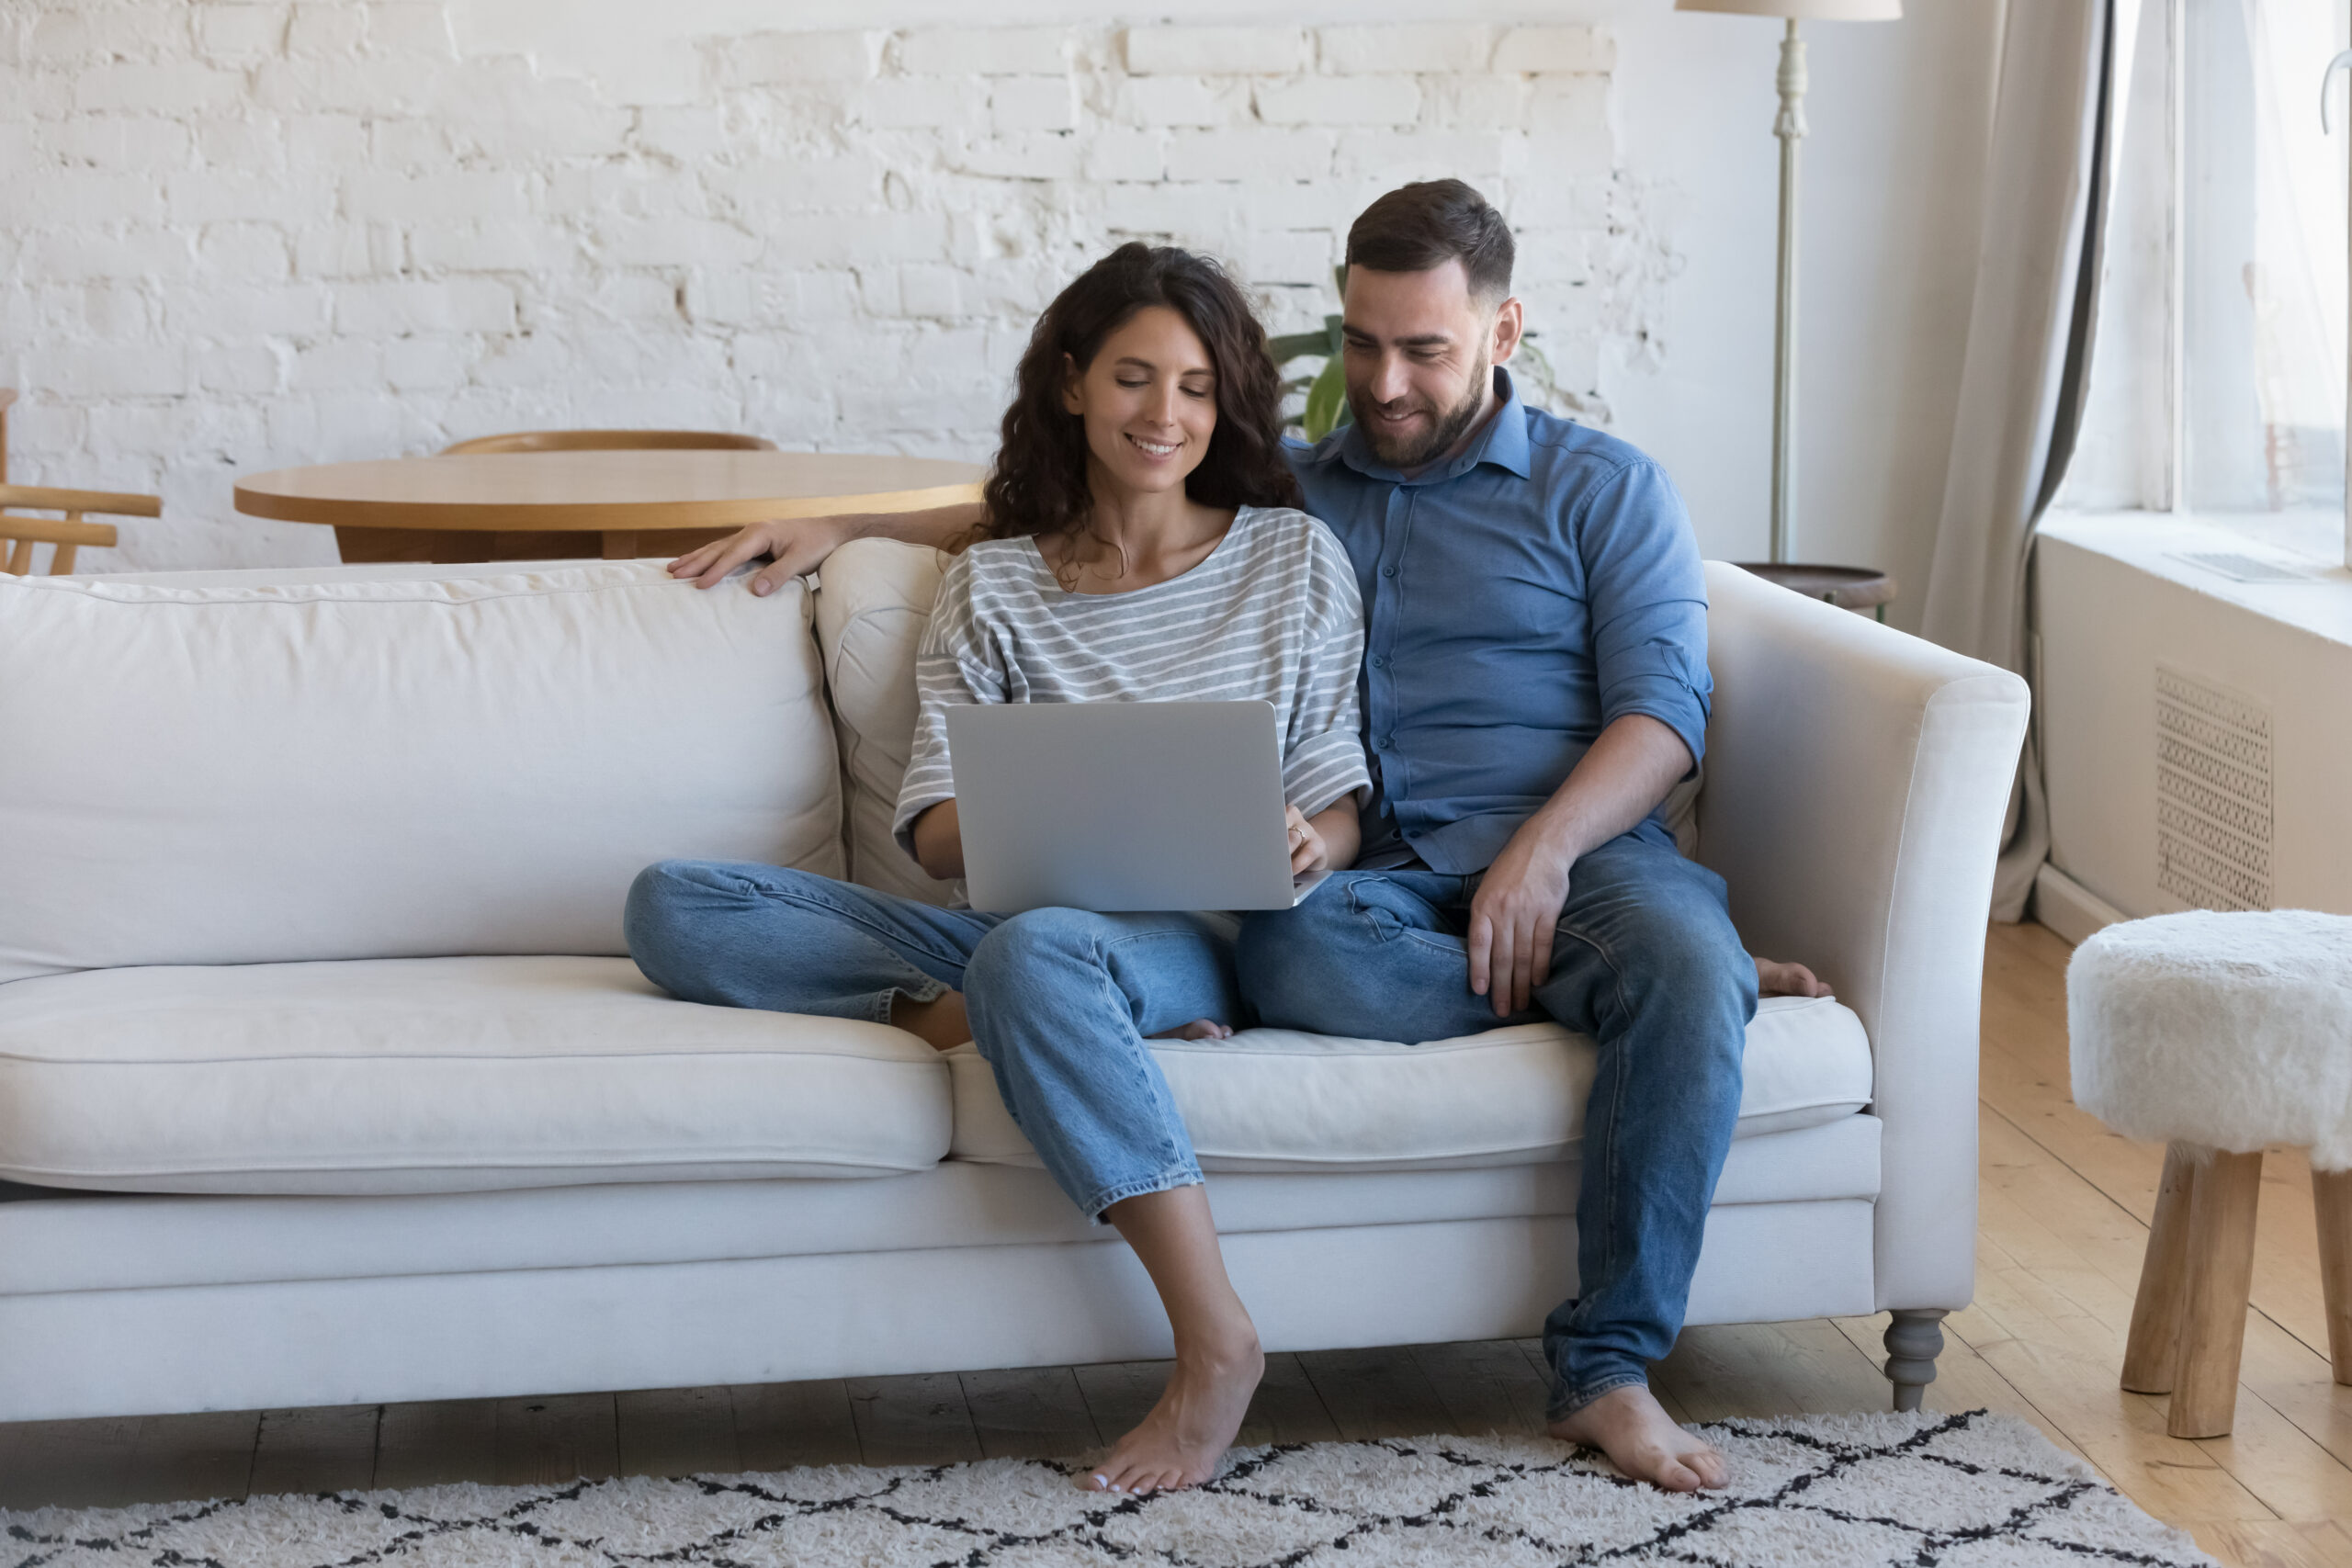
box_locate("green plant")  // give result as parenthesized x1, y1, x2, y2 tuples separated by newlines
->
(1267, 266, 1352, 443)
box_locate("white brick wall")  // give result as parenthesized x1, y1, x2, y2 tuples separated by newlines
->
(1, 10, 1627, 570)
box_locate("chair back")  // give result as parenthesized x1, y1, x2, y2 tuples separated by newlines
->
(0, 485, 159, 576)
(439, 430, 778, 456)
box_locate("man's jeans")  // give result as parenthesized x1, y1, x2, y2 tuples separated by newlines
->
(622, 860, 1241, 1220)
(1236, 831, 1757, 1420)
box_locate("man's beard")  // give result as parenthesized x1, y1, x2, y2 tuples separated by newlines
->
(1353, 355, 1491, 471)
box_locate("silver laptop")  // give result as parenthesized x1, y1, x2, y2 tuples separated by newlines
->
(946, 700, 1333, 913)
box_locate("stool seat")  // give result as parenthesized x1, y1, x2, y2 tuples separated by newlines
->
(2069, 908, 2352, 1171)
(2065, 908, 2352, 1439)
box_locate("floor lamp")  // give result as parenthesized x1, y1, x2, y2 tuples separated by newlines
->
(1678, 0, 1901, 565)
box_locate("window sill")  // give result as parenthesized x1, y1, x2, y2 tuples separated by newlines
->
(2039, 510, 2352, 649)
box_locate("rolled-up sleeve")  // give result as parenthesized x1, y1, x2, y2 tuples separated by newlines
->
(891, 558, 1006, 859)
(1577, 459, 1712, 773)
(1281, 524, 1374, 818)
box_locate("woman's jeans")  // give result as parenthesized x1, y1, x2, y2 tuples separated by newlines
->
(623, 860, 1242, 1220)
(1235, 831, 1758, 1422)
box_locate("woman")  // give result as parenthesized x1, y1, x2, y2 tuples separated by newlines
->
(626, 243, 1363, 1495)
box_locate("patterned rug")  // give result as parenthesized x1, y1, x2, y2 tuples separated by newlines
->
(1, 1409, 2211, 1567)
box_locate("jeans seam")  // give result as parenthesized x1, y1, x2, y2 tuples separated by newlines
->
(1551, 919, 1635, 1359)
(1547, 1371, 1647, 1422)
(1083, 1166, 1204, 1222)
(742, 878, 973, 976)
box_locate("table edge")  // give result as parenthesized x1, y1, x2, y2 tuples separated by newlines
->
(232, 479, 983, 531)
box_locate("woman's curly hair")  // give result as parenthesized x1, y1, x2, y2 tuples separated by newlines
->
(976, 243, 1302, 552)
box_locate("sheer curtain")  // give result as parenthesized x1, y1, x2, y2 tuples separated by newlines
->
(1921, 0, 2133, 921)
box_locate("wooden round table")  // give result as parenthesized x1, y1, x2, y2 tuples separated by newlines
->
(234, 450, 987, 565)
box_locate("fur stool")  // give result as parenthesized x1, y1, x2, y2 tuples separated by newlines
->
(2068, 909, 2352, 1438)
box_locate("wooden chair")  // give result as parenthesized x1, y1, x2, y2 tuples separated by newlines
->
(439, 430, 778, 456)
(1, 484, 161, 576)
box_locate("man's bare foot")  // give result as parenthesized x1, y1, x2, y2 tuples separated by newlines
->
(1547, 1383, 1728, 1493)
(888, 987, 969, 1052)
(1085, 1332, 1263, 1495)
(1755, 957, 1831, 998)
(1148, 1019, 1234, 1041)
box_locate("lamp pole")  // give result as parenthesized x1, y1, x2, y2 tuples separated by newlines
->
(1771, 18, 1808, 564)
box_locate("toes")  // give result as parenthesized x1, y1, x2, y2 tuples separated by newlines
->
(1654, 1457, 1703, 1493)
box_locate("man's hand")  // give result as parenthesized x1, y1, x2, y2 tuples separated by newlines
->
(1467, 827, 1574, 1018)
(669, 516, 856, 597)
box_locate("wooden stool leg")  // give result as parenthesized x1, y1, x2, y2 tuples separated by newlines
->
(2122, 1143, 2198, 1393)
(2315, 1166, 2352, 1385)
(2167, 1146, 2264, 1438)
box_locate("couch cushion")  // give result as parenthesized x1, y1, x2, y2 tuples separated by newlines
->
(948, 993, 1871, 1172)
(810, 538, 961, 907)
(0, 956, 950, 1195)
(0, 561, 840, 982)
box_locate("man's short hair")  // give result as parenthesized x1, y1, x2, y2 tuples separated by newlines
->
(1344, 179, 1515, 302)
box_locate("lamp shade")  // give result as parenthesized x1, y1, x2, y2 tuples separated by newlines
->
(1675, 0, 1900, 17)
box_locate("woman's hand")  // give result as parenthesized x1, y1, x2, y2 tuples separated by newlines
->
(1284, 805, 1329, 874)
(910, 799, 964, 881)
(670, 516, 856, 597)
(1756, 957, 1831, 998)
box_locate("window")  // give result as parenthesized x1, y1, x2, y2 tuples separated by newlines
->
(2062, 0, 2348, 546)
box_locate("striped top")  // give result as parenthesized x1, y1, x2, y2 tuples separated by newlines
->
(893, 505, 1372, 860)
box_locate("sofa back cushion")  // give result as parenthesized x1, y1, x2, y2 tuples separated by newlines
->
(811, 538, 962, 906)
(0, 561, 840, 982)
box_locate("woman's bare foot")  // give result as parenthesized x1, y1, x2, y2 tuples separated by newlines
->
(1755, 957, 1831, 998)
(888, 987, 970, 1051)
(1548, 1383, 1728, 1493)
(1087, 1330, 1263, 1495)
(1148, 1019, 1233, 1041)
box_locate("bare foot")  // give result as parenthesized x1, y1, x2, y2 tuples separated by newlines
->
(1755, 957, 1831, 998)
(1085, 1333, 1263, 1495)
(1547, 1383, 1728, 1493)
(888, 987, 970, 1052)
(1148, 1019, 1234, 1041)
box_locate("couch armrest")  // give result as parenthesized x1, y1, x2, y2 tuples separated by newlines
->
(1696, 562, 2030, 1313)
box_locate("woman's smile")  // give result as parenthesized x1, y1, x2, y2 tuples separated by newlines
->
(1125, 432, 1182, 460)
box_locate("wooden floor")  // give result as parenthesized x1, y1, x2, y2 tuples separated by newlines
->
(2, 922, 2346, 1564)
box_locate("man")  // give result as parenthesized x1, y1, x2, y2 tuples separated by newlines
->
(680, 180, 1820, 1493)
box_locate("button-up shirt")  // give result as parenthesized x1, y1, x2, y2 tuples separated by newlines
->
(1286, 367, 1712, 875)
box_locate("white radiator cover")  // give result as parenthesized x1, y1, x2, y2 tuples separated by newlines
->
(2036, 513, 2352, 922)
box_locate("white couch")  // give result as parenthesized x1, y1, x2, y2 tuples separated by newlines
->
(0, 547, 2029, 1425)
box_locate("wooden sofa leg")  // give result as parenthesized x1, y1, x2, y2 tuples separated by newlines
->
(2167, 1146, 2263, 1438)
(2122, 1143, 2198, 1393)
(2316, 1167, 2352, 1385)
(1884, 1308, 1948, 1413)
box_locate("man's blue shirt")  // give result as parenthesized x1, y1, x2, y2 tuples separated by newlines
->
(1284, 367, 1712, 875)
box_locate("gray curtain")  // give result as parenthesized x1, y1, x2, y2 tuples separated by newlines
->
(1921, 0, 2132, 921)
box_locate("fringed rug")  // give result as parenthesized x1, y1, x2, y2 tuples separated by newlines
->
(2, 1409, 2211, 1567)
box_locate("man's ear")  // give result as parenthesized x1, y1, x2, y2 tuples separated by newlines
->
(1490, 296, 1525, 366)
(1060, 352, 1085, 415)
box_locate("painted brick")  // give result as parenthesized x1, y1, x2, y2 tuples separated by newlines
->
(26, 226, 197, 281)
(952, 132, 1082, 182)
(292, 221, 406, 278)
(1240, 228, 1337, 286)
(341, 169, 526, 221)
(1498, 27, 1614, 75)
(1254, 75, 1419, 128)
(1428, 75, 1527, 131)
(408, 222, 577, 273)
(1164, 128, 1335, 183)
(718, 30, 879, 85)
(196, 222, 293, 280)
(198, 343, 286, 395)
(72, 62, 243, 115)
(900, 28, 1069, 75)
(383, 335, 470, 392)
(171, 284, 332, 338)
(193, 118, 286, 169)
(364, 4, 454, 58)
(286, 5, 366, 58)
(1082, 127, 1163, 183)
(1335, 130, 1510, 183)
(1527, 77, 1611, 172)
(167, 170, 332, 224)
(633, 106, 729, 164)
(289, 338, 385, 391)
(193, 6, 288, 61)
(854, 76, 987, 130)
(763, 211, 951, 268)
(16, 168, 164, 225)
(991, 75, 1077, 133)
(45, 115, 194, 169)
(597, 217, 763, 269)
(1097, 182, 1248, 247)
(1315, 25, 1492, 74)
(1117, 75, 1237, 129)
(43, 344, 191, 399)
(898, 264, 961, 319)
(334, 278, 516, 335)
(1123, 28, 1308, 76)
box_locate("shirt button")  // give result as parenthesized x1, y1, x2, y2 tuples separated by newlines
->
(1370, 654, 1385, 669)
(1380, 735, 1395, 749)
(1381, 565, 1396, 578)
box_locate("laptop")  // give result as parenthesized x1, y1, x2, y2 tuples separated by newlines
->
(945, 700, 1334, 913)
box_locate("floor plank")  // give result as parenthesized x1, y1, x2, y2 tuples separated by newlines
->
(843, 1372, 981, 1467)
(616, 1386, 739, 1479)
(374, 1399, 496, 1491)
(729, 1381, 862, 1472)
(1070, 1359, 1169, 1448)
(249, 1404, 379, 1497)
(1238, 1352, 1343, 1447)
(1410, 1338, 1553, 1438)
(959, 1366, 1100, 1461)
(1295, 1347, 1456, 1441)
(0, 1416, 159, 1510)
(492, 1393, 619, 1487)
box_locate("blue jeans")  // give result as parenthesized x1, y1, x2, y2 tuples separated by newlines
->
(1235, 831, 1757, 1419)
(623, 860, 1242, 1219)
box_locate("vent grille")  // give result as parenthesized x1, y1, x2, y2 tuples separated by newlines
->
(2155, 666, 2272, 910)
